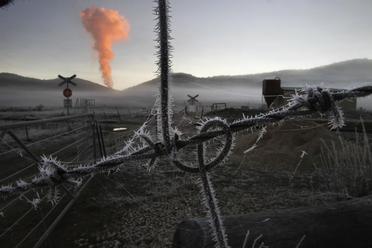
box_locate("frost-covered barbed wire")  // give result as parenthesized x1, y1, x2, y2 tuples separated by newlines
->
(155, 0, 173, 152)
(1, 86, 371, 197)
(155, 1, 230, 245)
(1, 86, 368, 247)
(115, 118, 150, 156)
(244, 126, 267, 154)
(115, 96, 159, 159)
(290, 86, 346, 129)
(175, 86, 372, 150)
(195, 119, 233, 248)
(2, 0, 372, 246)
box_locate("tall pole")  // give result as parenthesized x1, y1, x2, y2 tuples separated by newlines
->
(157, 0, 172, 152)
(66, 101, 70, 115)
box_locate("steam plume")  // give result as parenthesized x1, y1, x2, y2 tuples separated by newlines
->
(81, 7, 130, 88)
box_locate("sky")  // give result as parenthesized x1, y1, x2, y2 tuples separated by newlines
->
(1, 0, 372, 90)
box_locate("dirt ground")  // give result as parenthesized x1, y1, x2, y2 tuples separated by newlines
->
(47, 118, 354, 248)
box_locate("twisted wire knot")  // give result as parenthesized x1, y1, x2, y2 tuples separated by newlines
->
(39, 158, 67, 185)
(295, 87, 345, 129)
(139, 134, 165, 169)
(305, 87, 333, 113)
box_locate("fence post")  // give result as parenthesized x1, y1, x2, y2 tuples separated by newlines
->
(24, 125, 30, 141)
(115, 107, 122, 122)
(98, 124, 107, 158)
(91, 116, 97, 162)
(94, 121, 106, 158)
(7, 130, 39, 163)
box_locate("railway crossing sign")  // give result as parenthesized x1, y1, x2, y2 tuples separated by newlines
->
(63, 88, 72, 98)
(58, 74, 77, 88)
(64, 98, 72, 108)
(58, 74, 77, 115)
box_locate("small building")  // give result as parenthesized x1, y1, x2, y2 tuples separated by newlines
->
(262, 77, 283, 108)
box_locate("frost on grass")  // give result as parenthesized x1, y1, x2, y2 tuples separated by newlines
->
(328, 105, 345, 130)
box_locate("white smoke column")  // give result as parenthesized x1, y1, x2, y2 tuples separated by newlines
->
(81, 6, 130, 88)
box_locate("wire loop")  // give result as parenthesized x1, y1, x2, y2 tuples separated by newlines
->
(172, 119, 232, 173)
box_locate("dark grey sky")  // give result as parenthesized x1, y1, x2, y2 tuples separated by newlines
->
(1, 0, 372, 89)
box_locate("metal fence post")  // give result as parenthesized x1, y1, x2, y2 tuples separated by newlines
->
(24, 125, 30, 141)
(91, 116, 97, 163)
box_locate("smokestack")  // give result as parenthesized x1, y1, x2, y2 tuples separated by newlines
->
(81, 6, 130, 88)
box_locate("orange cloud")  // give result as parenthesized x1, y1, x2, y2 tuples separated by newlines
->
(81, 6, 130, 88)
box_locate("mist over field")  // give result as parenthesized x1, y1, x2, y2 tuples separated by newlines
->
(2, 0, 372, 247)
(1, 58, 372, 109)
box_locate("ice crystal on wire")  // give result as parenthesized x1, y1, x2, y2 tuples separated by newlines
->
(0, 1, 371, 246)
(115, 118, 149, 155)
(67, 177, 83, 188)
(154, 0, 174, 153)
(15, 179, 28, 189)
(288, 86, 345, 130)
(244, 126, 267, 154)
(47, 187, 61, 206)
(29, 197, 41, 209)
(196, 175, 230, 248)
(196, 118, 232, 248)
(17, 149, 23, 158)
(0, 185, 13, 196)
(197, 116, 228, 131)
(39, 155, 66, 178)
(21, 192, 41, 210)
(328, 104, 345, 130)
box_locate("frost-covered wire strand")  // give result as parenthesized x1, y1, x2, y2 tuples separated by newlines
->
(155, 0, 172, 152)
(0, 86, 372, 197)
(0, 207, 34, 239)
(13, 194, 66, 248)
(177, 86, 372, 150)
(196, 119, 232, 248)
(0, 125, 86, 157)
(0, 193, 49, 239)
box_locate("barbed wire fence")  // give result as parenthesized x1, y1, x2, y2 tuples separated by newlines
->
(0, 114, 99, 247)
(1, 0, 372, 247)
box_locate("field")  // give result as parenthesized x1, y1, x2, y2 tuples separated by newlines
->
(1, 106, 370, 247)
(2, 0, 372, 247)
(0, 107, 146, 247)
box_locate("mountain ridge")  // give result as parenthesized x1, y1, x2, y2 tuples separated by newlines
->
(1, 58, 372, 107)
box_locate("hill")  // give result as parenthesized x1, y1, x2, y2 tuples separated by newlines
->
(1, 58, 372, 107)
(121, 58, 372, 106)
(0, 73, 121, 107)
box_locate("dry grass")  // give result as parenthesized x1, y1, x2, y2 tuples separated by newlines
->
(316, 125, 372, 197)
